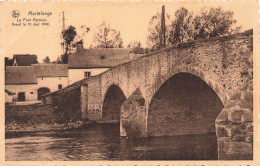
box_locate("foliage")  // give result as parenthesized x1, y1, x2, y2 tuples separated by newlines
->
(43, 56, 50, 63)
(62, 25, 77, 52)
(190, 7, 240, 40)
(146, 12, 171, 51)
(147, 7, 241, 50)
(60, 25, 90, 64)
(169, 7, 193, 44)
(74, 25, 90, 44)
(92, 22, 123, 48)
(127, 41, 142, 48)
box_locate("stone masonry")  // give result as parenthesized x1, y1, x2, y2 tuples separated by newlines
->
(81, 30, 253, 160)
(43, 29, 253, 160)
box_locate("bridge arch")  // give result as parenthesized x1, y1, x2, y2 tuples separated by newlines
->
(102, 84, 126, 122)
(146, 66, 228, 107)
(147, 70, 225, 137)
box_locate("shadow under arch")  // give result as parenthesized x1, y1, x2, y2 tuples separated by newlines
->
(148, 72, 224, 136)
(102, 84, 126, 122)
(147, 72, 224, 159)
(37, 87, 50, 100)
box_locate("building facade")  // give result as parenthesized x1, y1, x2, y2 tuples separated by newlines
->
(5, 64, 68, 102)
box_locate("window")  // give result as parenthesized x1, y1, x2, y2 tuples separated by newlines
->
(58, 84, 62, 89)
(84, 72, 91, 78)
(18, 92, 25, 101)
(30, 92, 33, 94)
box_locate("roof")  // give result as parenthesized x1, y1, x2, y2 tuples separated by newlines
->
(33, 64, 68, 77)
(13, 54, 38, 66)
(68, 48, 144, 69)
(5, 66, 37, 85)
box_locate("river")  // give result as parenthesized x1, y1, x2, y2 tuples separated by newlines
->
(5, 124, 218, 161)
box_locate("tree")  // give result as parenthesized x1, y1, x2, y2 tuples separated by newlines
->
(62, 25, 77, 53)
(191, 7, 240, 40)
(168, 7, 240, 45)
(60, 26, 77, 64)
(146, 12, 171, 51)
(60, 25, 90, 64)
(169, 7, 193, 44)
(127, 41, 142, 48)
(92, 22, 123, 48)
(43, 56, 50, 63)
(74, 25, 90, 45)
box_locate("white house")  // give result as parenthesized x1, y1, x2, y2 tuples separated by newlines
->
(33, 64, 69, 100)
(68, 48, 145, 85)
(5, 66, 38, 101)
(5, 64, 69, 102)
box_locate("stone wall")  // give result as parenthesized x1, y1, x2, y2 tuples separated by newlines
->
(215, 80, 253, 160)
(41, 78, 87, 121)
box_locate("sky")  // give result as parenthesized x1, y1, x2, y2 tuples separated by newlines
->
(0, 1, 257, 62)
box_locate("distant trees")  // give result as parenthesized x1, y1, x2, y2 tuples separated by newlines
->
(43, 56, 50, 63)
(127, 41, 142, 48)
(147, 7, 241, 51)
(92, 22, 123, 48)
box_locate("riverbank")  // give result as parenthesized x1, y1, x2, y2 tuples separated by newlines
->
(5, 104, 87, 134)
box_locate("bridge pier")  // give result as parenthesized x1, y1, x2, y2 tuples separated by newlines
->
(215, 80, 253, 160)
(120, 88, 147, 137)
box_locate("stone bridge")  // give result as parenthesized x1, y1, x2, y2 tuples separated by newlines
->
(52, 30, 254, 160)
(80, 30, 253, 160)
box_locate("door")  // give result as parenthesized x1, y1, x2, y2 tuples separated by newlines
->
(18, 92, 25, 101)
(37, 88, 50, 100)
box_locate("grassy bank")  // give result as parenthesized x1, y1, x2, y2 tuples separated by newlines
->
(5, 104, 87, 133)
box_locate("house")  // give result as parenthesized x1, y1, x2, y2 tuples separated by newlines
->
(68, 48, 145, 85)
(5, 64, 69, 102)
(13, 54, 38, 66)
(32, 64, 68, 100)
(5, 66, 38, 101)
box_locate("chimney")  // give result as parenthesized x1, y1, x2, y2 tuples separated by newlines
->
(76, 40, 84, 51)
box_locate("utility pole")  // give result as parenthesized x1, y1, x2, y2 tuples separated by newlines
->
(62, 11, 65, 32)
(160, 5, 166, 49)
(61, 11, 66, 55)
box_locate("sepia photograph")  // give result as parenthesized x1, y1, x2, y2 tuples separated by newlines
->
(0, 0, 258, 164)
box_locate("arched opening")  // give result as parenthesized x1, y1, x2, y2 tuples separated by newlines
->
(102, 85, 126, 123)
(37, 87, 50, 100)
(148, 72, 224, 159)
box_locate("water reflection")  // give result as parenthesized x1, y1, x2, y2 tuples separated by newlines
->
(6, 124, 218, 160)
